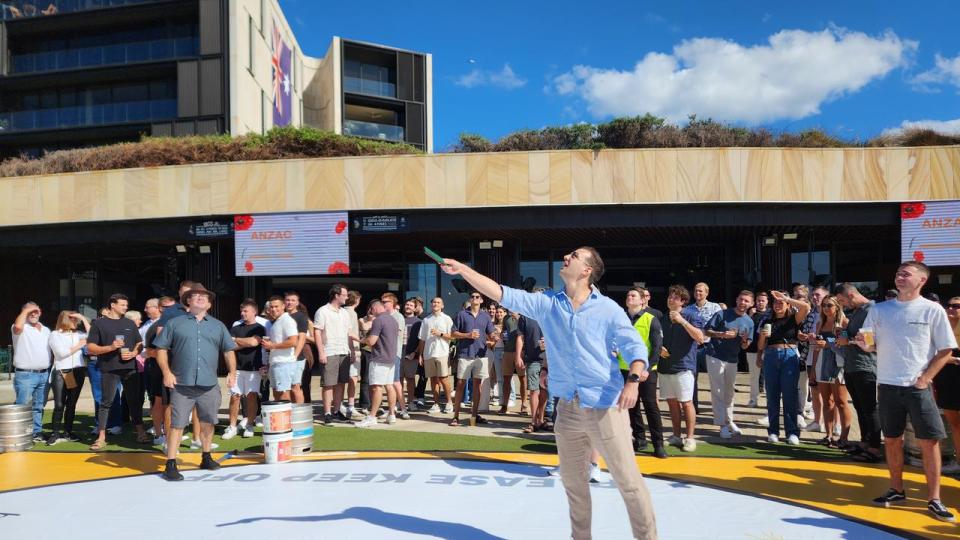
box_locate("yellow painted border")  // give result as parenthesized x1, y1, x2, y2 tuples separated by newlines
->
(1, 451, 957, 539)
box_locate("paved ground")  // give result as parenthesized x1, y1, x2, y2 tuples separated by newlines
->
(0, 372, 860, 444)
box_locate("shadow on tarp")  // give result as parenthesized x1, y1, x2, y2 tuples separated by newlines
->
(216, 506, 507, 539)
(422, 451, 550, 476)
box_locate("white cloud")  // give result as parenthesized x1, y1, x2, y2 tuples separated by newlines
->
(455, 64, 527, 90)
(882, 118, 960, 136)
(553, 27, 916, 124)
(912, 53, 960, 90)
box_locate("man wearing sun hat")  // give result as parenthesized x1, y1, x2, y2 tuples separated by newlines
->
(154, 285, 237, 481)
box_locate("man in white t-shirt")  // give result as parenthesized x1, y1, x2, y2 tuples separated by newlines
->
(314, 284, 355, 425)
(262, 296, 300, 401)
(417, 297, 454, 414)
(857, 261, 958, 522)
(12, 301, 52, 440)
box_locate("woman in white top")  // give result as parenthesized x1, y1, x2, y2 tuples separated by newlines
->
(47, 311, 90, 445)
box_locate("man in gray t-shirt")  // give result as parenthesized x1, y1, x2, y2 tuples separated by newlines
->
(355, 301, 399, 427)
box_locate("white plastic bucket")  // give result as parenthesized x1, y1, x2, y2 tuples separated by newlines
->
(261, 401, 292, 434)
(263, 431, 293, 464)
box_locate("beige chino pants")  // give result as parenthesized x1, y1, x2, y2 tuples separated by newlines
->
(555, 396, 658, 540)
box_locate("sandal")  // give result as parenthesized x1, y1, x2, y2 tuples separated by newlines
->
(474, 415, 489, 425)
(523, 424, 537, 434)
(817, 436, 832, 446)
(448, 418, 460, 427)
(89, 439, 107, 451)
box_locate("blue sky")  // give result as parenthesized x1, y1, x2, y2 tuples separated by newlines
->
(281, 0, 960, 151)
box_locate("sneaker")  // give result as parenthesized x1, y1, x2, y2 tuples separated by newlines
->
(803, 408, 815, 420)
(153, 435, 166, 446)
(428, 404, 441, 413)
(376, 408, 387, 418)
(767, 434, 779, 443)
(758, 415, 770, 427)
(346, 407, 356, 419)
(589, 462, 602, 483)
(45, 432, 63, 446)
(323, 413, 334, 425)
(242, 427, 255, 438)
(653, 444, 668, 459)
(108, 426, 122, 435)
(507, 399, 517, 408)
(199, 454, 221, 471)
(872, 489, 906, 507)
(147, 426, 155, 435)
(928, 499, 956, 522)
(400, 410, 410, 420)
(682, 438, 697, 452)
(63, 433, 80, 443)
(941, 460, 960, 475)
(340, 404, 348, 416)
(387, 414, 397, 425)
(441, 404, 452, 414)
(804, 421, 821, 433)
(335, 412, 349, 423)
(720, 426, 733, 439)
(832, 423, 842, 437)
(189, 440, 218, 450)
(238, 418, 248, 430)
(354, 416, 377, 428)
(32, 434, 44, 443)
(222, 425, 238, 440)
(729, 422, 742, 435)
(786, 435, 800, 446)
(796, 416, 807, 429)
(667, 435, 683, 448)
(746, 399, 758, 408)
(163, 461, 184, 481)
(415, 400, 426, 409)
(254, 415, 263, 427)
(408, 402, 419, 412)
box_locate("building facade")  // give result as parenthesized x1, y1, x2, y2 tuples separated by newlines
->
(0, 0, 432, 157)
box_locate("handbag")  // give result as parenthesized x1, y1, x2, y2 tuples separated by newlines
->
(62, 369, 78, 390)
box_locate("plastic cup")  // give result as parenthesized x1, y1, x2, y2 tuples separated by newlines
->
(861, 328, 874, 347)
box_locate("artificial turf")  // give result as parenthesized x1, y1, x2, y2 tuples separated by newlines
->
(22, 412, 851, 461)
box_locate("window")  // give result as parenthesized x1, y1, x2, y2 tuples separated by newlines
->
(791, 250, 830, 286)
(247, 16, 254, 72)
(407, 263, 437, 308)
(519, 260, 549, 292)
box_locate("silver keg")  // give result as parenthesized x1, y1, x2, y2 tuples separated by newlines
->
(0, 403, 33, 452)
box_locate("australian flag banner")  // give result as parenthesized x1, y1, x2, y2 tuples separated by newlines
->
(271, 20, 292, 127)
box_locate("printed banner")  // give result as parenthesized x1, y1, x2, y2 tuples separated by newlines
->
(900, 201, 960, 266)
(271, 19, 292, 127)
(234, 212, 349, 276)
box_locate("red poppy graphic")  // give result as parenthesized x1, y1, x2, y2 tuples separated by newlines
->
(244, 260, 255, 273)
(328, 261, 350, 275)
(335, 220, 347, 234)
(235, 215, 255, 231)
(901, 203, 926, 220)
(913, 251, 925, 262)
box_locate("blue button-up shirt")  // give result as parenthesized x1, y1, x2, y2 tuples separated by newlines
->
(500, 285, 648, 409)
(152, 313, 235, 387)
(454, 309, 495, 358)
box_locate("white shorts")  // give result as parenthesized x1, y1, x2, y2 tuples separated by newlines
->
(349, 357, 360, 378)
(660, 370, 695, 402)
(368, 361, 395, 386)
(230, 370, 262, 396)
(456, 357, 489, 380)
(269, 361, 300, 392)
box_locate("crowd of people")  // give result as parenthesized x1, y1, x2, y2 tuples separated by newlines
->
(9, 256, 960, 523)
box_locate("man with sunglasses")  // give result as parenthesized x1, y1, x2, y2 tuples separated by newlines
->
(449, 291, 495, 426)
(441, 247, 657, 540)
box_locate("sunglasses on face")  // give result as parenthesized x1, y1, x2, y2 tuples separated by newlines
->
(470, 295, 482, 299)
(948, 304, 960, 310)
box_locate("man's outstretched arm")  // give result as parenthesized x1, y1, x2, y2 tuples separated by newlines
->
(441, 259, 503, 303)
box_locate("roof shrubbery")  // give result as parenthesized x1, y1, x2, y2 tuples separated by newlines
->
(450, 114, 960, 152)
(0, 126, 420, 178)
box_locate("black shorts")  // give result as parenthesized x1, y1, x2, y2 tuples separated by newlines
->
(878, 384, 946, 440)
(145, 360, 169, 404)
(933, 362, 960, 410)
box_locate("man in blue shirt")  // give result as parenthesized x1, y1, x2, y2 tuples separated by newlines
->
(449, 291, 495, 426)
(659, 285, 706, 452)
(441, 246, 657, 540)
(704, 291, 755, 439)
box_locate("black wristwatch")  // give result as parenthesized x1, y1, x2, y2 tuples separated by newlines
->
(626, 373, 642, 384)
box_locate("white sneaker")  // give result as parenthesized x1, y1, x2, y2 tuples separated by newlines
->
(767, 434, 779, 443)
(804, 421, 821, 433)
(786, 434, 800, 446)
(346, 407, 356, 419)
(354, 416, 377, 428)
(508, 400, 517, 408)
(254, 415, 263, 427)
(589, 462, 603, 483)
(153, 435, 166, 446)
(758, 416, 770, 427)
(108, 426, 122, 435)
(387, 414, 397, 425)
(667, 435, 684, 447)
(340, 404, 348, 416)
(189, 439, 200, 450)
(729, 422, 742, 435)
(238, 418, 248, 430)
(428, 404, 441, 413)
(222, 425, 238, 440)
(399, 410, 410, 420)
(682, 438, 697, 452)
(147, 426, 155, 435)
(242, 427, 255, 438)
(181, 434, 190, 441)
(441, 404, 452, 414)
(796, 416, 807, 429)
(720, 426, 733, 439)
(832, 424, 842, 437)
(803, 408, 815, 420)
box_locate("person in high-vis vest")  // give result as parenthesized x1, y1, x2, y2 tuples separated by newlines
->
(621, 287, 667, 458)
